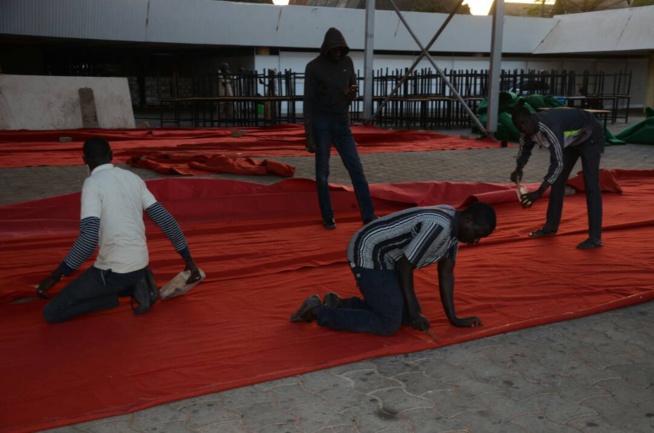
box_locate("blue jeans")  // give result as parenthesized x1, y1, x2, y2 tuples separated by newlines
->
(43, 266, 147, 323)
(313, 117, 375, 222)
(317, 266, 409, 336)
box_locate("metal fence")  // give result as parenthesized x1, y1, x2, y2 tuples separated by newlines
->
(156, 68, 632, 128)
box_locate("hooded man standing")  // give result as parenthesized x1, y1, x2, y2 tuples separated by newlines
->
(304, 27, 376, 230)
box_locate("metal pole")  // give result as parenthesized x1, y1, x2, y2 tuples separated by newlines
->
(370, 0, 464, 123)
(363, 0, 375, 122)
(486, 0, 505, 134)
(387, 0, 488, 134)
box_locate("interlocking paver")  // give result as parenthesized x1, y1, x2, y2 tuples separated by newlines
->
(421, 389, 486, 418)
(265, 384, 325, 411)
(237, 401, 296, 431)
(198, 420, 249, 433)
(128, 404, 188, 430)
(339, 399, 413, 433)
(368, 387, 433, 413)
(528, 393, 598, 424)
(141, 421, 194, 433)
(452, 409, 529, 433)
(287, 402, 352, 432)
(579, 395, 654, 432)
(181, 402, 241, 430)
(399, 407, 469, 433)
(594, 377, 654, 404)
(566, 415, 636, 433)
(393, 371, 453, 396)
(511, 412, 582, 433)
(368, 356, 424, 378)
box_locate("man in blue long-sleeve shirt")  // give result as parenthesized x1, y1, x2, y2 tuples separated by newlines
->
(36, 137, 202, 322)
(510, 106, 604, 249)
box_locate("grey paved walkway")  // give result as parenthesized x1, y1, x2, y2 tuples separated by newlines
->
(4, 115, 652, 432)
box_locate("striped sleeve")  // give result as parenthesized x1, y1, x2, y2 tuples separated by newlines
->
(146, 202, 190, 259)
(516, 135, 534, 169)
(59, 216, 100, 275)
(541, 124, 564, 185)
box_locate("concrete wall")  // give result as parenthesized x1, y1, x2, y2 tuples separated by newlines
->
(0, 75, 135, 130)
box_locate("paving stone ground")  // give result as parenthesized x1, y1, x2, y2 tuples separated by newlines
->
(4, 112, 652, 433)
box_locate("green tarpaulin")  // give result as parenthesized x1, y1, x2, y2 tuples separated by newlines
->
(474, 92, 625, 145)
(615, 107, 654, 145)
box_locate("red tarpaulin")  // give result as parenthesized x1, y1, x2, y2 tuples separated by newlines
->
(1, 170, 653, 433)
(0, 124, 502, 169)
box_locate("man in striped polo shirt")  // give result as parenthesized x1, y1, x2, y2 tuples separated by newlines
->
(36, 137, 202, 322)
(290, 202, 496, 336)
(510, 105, 604, 249)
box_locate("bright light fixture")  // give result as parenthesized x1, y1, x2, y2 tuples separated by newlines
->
(464, 0, 494, 16)
(272, 0, 290, 5)
(465, 0, 556, 15)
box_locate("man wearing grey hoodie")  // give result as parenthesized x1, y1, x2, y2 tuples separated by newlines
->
(304, 27, 376, 230)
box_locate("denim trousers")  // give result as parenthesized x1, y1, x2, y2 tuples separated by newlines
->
(43, 266, 147, 323)
(317, 266, 410, 336)
(312, 116, 375, 222)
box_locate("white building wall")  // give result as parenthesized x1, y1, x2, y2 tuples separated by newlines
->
(0, 75, 135, 130)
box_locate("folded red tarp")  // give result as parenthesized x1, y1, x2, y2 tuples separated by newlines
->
(128, 152, 296, 176)
(0, 124, 502, 169)
(1, 170, 652, 433)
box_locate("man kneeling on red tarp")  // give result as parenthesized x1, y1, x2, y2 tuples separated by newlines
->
(290, 202, 496, 336)
(36, 137, 202, 322)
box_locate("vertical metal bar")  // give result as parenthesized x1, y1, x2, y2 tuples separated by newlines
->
(386, 0, 487, 134)
(486, 0, 505, 134)
(370, 0, 464, 123)
(363, 0, 375, 122)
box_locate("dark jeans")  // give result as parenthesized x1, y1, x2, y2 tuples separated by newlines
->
(313, 117, 375, 222)
(317, 266, 410, 336)
(544, 131, 604, 241)
(43, 266, 147, 323)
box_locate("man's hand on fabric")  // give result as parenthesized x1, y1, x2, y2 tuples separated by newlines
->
(510, 168, 523, 183)
(520, 190, 541, 208)
(36, 269, 63, 299)
(305, 136, 316, 154)
(184, 257, 203, 284)
(411, 313, 430, 332)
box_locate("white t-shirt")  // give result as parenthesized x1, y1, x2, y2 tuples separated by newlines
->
(80, 164, 157, 273)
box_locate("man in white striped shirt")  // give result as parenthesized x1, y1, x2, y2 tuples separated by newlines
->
(36, 137, 202, 322)
(290, 202, 496, 336)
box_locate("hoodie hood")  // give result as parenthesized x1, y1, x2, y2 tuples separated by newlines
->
(320, 27, 350, 57)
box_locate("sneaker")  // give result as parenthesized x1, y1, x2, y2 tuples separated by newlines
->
(322, 292, 344, 308)
(290, 294, 321, 323)
(529, 228, 557, 238)
(576, 238, 603, 249)
(323, 218, 336, 230)
(131, 268, 159, 315)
